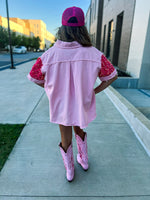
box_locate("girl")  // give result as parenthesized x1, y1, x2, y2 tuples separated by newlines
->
(27, 6, 118, 182)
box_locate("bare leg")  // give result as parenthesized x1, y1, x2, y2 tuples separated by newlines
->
(73, 126, 85, 140)
(59, 124, 72, 152)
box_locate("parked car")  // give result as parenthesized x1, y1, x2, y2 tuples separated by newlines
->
(37, 48, 45, 52)
(13, 46, 27, 54)
(33, 48, 44, 52)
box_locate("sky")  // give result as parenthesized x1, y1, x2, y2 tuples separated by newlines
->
(1, 0, 91, 36)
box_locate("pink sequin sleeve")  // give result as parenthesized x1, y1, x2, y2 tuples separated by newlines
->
(27, 57, 45, 84)
(99, 54, 117, 82)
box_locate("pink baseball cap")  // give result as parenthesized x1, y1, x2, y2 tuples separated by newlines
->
(62, 6, 85, 27)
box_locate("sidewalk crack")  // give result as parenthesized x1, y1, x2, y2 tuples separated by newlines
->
(25, 91, 45, 124)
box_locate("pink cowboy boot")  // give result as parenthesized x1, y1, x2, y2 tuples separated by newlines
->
(75, 132, 88, 171)
(59, 142, 74, 182)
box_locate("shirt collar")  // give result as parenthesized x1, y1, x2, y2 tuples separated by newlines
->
(54, 39, 82, 49)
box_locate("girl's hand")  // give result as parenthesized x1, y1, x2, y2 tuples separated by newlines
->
(36, 83, 44, 88)
(94, 75, 118, 94)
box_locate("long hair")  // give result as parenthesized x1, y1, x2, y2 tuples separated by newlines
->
(56, 18, 92, 47)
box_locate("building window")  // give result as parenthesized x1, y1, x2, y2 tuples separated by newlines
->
(112, 12, 124, 66)
(92, 2, 95, 23)
(106, 20, 114, 59)
(102, 24, 106, 52)
(94, 0, 97, 19)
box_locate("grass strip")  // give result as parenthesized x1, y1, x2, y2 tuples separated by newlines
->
(0, 124, 25, 171)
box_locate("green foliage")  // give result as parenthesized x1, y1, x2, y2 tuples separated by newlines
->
(0, 26, 8, 48)
(27, 37, 32, 47)
(32, 36, 41, 51)
(21, 35, 29, 47)
(13, 35, 41, 50)
(0, 124, 25, 171)
(49, 37, 56, 48)
(11, 31, 18, 46)
(15, 35, 22, 46)
(0, 26, 42, 50)
(50, 43, 54, 47)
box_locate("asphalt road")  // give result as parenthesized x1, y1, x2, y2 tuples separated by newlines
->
(0, 52, 43, 70)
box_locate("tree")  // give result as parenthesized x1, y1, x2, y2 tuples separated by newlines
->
(15, 35, 22, 46)
(26, 37, 33, 49)
(32, 36, 41, 51)
(11, 33, 31, 48)
(49, 38, 56, 48)
(0, 26, 8, 48)
(0, 26, 42, 51)
(11, 31, 17, 46)
(50, 42, 54, 48)
(20, 35, 28, 46)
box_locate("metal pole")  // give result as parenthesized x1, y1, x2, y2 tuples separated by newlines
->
(6, 0, 15, 69)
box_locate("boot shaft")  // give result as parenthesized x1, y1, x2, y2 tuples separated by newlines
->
(75, 132, 88, 170)
(59, 142, 74, 181)
(75, 132, 88, 161)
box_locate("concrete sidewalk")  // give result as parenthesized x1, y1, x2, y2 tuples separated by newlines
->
(0, 60, 44, 124)
(0, 61, 150, 199)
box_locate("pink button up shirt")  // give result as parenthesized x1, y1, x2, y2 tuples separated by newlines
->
(28, 40, 117, 128)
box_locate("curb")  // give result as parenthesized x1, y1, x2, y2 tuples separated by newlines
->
(0, 59, 36, 71)
(96, 79, 150, 157)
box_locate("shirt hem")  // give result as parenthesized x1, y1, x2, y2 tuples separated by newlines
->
(49, 115, 96, 129)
